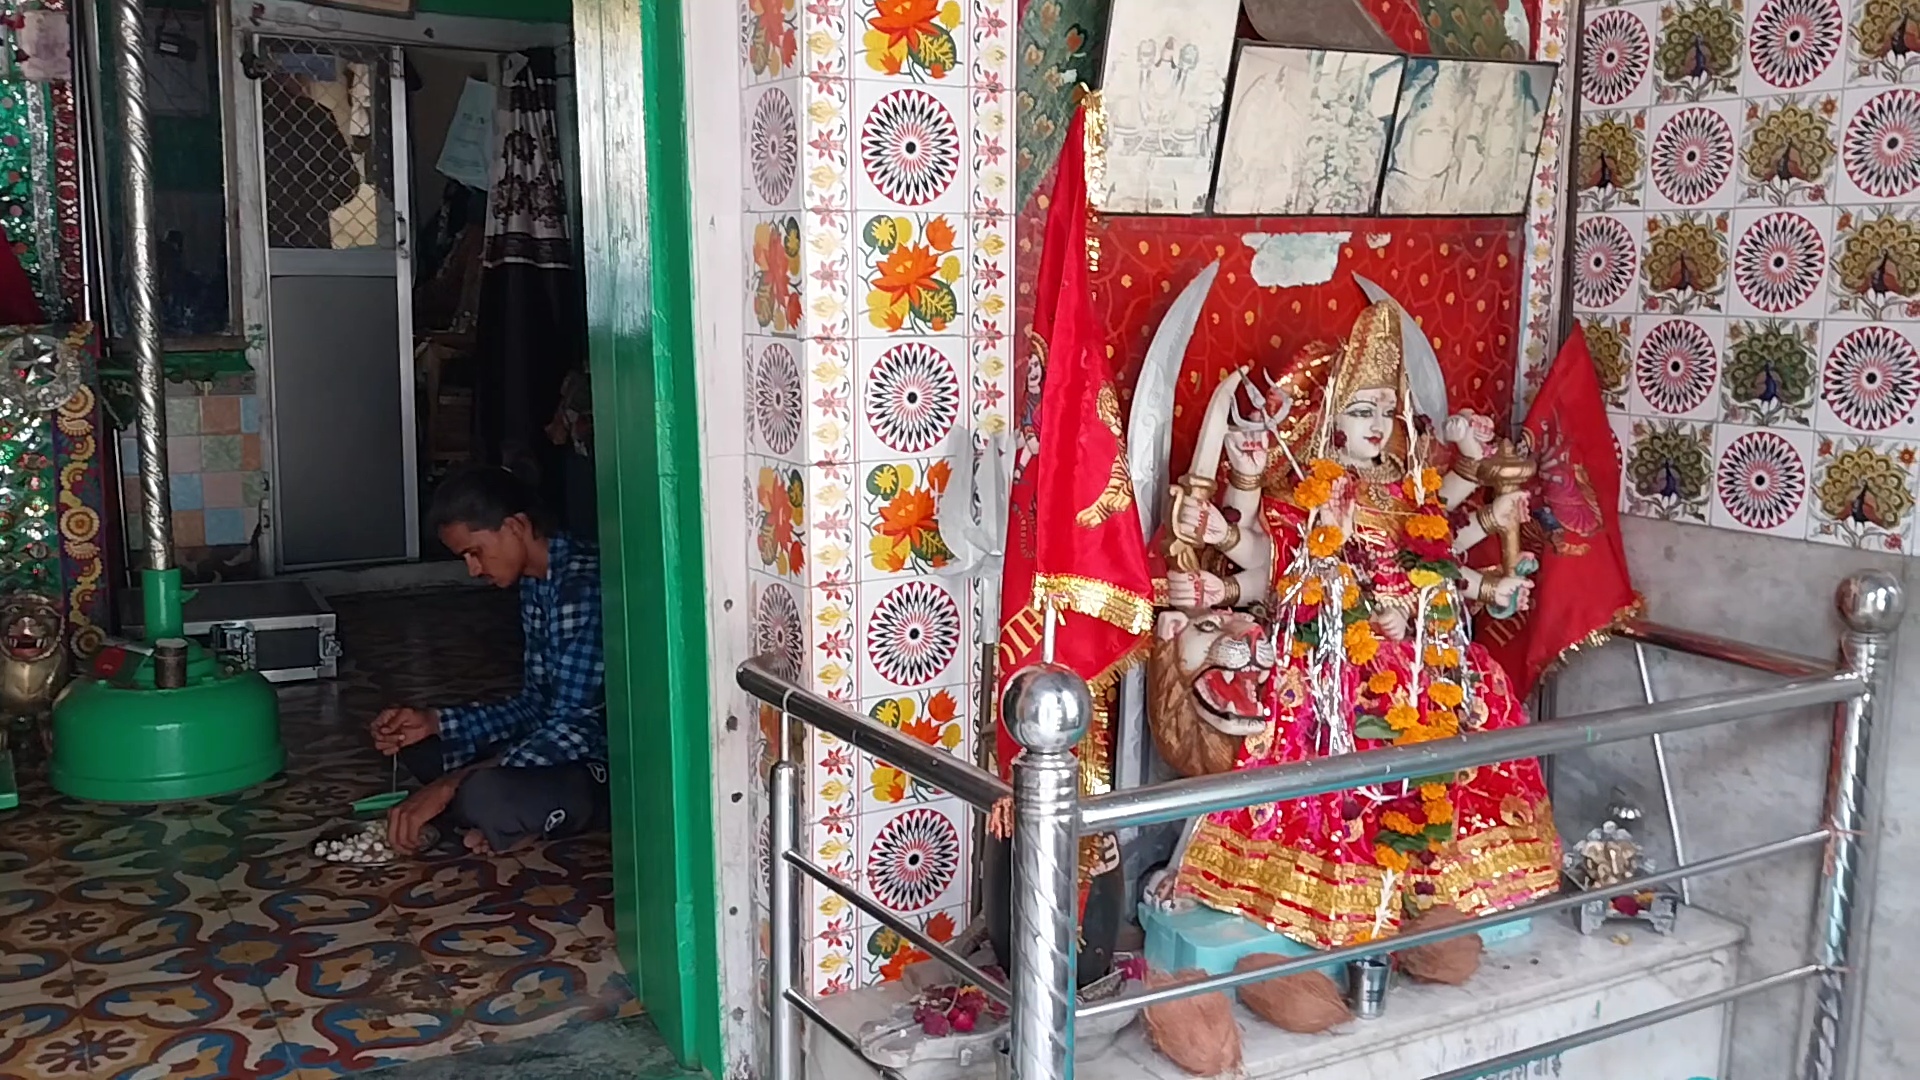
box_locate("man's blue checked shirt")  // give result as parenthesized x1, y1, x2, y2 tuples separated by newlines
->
(437, 532, 609, 770)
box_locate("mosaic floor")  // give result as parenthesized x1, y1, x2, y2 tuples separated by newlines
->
(0, 588, 639, 1080)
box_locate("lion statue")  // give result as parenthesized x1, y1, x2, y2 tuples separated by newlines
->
(1147, 608, 1275, 778)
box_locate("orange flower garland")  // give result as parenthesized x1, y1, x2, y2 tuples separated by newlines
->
(1343, 620, 1380, 664)
(1307, 525, 1345, 558)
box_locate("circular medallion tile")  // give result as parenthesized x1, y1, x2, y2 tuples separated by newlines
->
(750, 87, 799, 206)
(753, 342, 803, 456)
(1634, 319, 1719, 414)
(752, 583, 805, 682)
(1733, 212, 1826, 313)
(1716, 431, 1807, 530)
(1747, 0, 1843, 89)
(866, 341, 961, 453)
(1844, 88, 1920, 199)
(1573, 216, 1639, 309)
(1582, 10, 1652, 106)
(860, 89, 962, 207)
(1651, 108, 1735, 205)
(866, 807, 960, 912)
(867, 581, 962, 687)
(1823, 324, 1920, 431)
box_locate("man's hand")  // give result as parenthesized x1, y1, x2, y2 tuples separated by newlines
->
(371, 707, 439, 754)
(387, 774, 461, 854)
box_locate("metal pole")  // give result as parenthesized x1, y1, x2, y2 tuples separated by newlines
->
(1081, 669, 1866, 832)
(1802, 571, 1903, 1080)
(769, 706, 803, 1080)
(1004, 664, 1089, 1080)
(113, 0, 172, 569)
(1634, 642, 1691, 904)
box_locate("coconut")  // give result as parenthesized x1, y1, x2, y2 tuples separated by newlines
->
(1394, 905, 1483, 985)
(1140, 968, 1241, 1076)
(1233, 954, 1350, 1033)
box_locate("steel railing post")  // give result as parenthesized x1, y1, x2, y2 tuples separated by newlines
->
(1003, 664, 1090, 1080)
(1803, 570, 1904, 1080)
(769, 707, 803, 1080)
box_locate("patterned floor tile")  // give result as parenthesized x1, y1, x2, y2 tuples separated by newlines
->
(0, 589, 635, 1078)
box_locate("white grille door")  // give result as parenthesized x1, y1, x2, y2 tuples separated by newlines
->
(257, 38, 419, 568)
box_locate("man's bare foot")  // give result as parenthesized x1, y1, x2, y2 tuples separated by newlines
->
(463, 829, 494, 857)
(987, 798, 1013, 841)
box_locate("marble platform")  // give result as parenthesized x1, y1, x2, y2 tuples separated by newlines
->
(805, 908, 1745, 1080)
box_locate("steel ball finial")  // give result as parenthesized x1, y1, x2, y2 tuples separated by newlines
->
(1002, 663, 1091, 754)
(1837, 571, 1905, 636)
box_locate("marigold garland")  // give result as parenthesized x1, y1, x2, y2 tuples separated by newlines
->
(1427, 681, 1464, 708)
(1423, 796, 1454, 823)
(1368, 670, 1399, 695)
(1406, 512, 1451, 542)
(1407, 567, 1444, 589)
(1293, 476, 1334, 510)
(1374, 845, 1410, 873)
(1386, 702, 1420, 731)
(1307, 525, 1345, 558)
(1419, 782, 1448, 801)
(1381, 810, 1422, 835)
(1344, 620, 1380, 664)
(1297, 577, 1326, 606)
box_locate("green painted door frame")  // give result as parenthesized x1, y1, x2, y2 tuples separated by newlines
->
(573, 0, 723, 1070)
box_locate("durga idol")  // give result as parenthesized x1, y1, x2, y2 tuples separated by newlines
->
(1156, 297, 1561, 949)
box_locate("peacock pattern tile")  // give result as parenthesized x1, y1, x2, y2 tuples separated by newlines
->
(1573, 0, 1920, 543)
(0, 590, 634, 1080)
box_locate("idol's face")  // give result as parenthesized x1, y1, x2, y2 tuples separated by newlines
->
(1336, 388, 1398, 462)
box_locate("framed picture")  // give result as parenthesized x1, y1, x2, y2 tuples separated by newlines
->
(1377, 58, 1556, 217)
(1210, 44, 1405, 216)
(1095, 0, 1242, 215)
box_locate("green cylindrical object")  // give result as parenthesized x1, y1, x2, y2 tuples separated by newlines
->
(51, 662, 282, 802)
(141, 566, 185, 641)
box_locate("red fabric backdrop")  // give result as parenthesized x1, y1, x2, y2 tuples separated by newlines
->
(1088, 217, 1525, 481)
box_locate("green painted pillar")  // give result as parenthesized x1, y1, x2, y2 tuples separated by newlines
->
(572, 0, 723, 1069)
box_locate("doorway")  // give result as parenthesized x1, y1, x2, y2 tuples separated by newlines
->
(254, 36, 418, 569)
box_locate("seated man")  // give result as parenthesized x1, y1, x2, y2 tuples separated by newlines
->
(370, 467, 609, 855)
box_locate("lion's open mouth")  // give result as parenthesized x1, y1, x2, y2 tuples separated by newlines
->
(5, 623, 50, 658)
(1193, 666, 1271, 735)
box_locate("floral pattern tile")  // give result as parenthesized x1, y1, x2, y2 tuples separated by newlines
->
(0, 590, 634, 1079)
(743, 0, 1009, 999)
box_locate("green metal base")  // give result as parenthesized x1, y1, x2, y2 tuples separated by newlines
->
(50, 648, 282, 803)
(0, 748, 16, 810)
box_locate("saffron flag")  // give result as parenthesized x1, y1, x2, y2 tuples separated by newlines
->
(994, 107, 1155, 782)
(1479, 327, 1641, 697)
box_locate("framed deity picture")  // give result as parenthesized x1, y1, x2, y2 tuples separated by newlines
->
(1377, 58, 1557, 217)
(1095, 0, 1242, 215)
(1210, 44, 1405, 216)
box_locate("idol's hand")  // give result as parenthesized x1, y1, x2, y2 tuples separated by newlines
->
(1488, 575, 1534, 613)
(1223, 428, 1268, 477)
(1443, 410, 1497, 460)
(1372, 608, 1410, 641)
(1487, 490, 1531, 531)
(1167, 570, 1228, 609)
(1172, 495, 1231, 546)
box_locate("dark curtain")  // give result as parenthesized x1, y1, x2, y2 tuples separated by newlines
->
(473, 48, 583, 521)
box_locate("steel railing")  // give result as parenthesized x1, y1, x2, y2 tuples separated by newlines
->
(738, 570, 1902, 1080)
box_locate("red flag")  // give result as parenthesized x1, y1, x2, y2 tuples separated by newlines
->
(1479, 327, 1641, 696)
(994, 107, 1155, 781)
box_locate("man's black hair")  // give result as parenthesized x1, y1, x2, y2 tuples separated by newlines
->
(427, 466, 555, 536)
